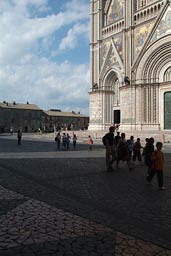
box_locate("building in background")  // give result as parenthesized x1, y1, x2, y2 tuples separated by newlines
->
(0, 102, 89, 133)
(0, 101, 43, 133)
(43, 109, 89, 132)
(89, 0, 171, 131)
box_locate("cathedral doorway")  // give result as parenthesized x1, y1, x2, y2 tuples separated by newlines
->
(164, 91, 171, 129)
(114, 110, 120, 124)
(103, 70, 121, 127)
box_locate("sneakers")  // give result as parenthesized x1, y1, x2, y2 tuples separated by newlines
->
(159, 186, 166, 191)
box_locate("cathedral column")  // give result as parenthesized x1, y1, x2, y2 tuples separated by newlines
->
(124, 0, 133, 79)
(136, 84, 160, 130)
(89, 1, 104, 130)
(134, 84, 144, 130)
(90, 0, 94, 89)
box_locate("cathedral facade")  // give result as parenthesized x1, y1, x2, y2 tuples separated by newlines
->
(89, 0, 171, 131)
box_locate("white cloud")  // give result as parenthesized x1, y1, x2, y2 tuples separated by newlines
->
(0, 0, 90, 115)
(0, 0, 89, 62)
(65, 0, 89, 14)
(59, 23, 89, 51)
(12, 0, 48, 6)
(0, 55, 90, 114)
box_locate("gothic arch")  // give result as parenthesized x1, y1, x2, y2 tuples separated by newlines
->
(136, 35, 171, 82)
(103, 69, 122, 106)
(103, 67, 123, 85)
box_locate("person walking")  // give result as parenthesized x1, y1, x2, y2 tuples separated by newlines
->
(142, 138, 149, 164)
(114, 131, 121, 146)
(132, 138, 143, 164)
(127, 135, 134, 162)
(55, 132, 61, 150)
(73, 134, 77, 150)
(62, 133, 67, 149)
(147, 142, 165, 190)
(116, 133, 132, 170)
(88, 135, 93, 151)
(143, 137, 155, 176)
(17, 129, 22, 145)
(10, 128, 13, 135)
(66, 133, 71, 150)
(103, 126, 116, 172)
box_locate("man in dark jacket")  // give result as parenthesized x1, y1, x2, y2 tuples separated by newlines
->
(104, 126, 116, 172)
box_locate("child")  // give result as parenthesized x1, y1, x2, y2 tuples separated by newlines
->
(88, 135, 93, 151)
(147, 142, 165, 190)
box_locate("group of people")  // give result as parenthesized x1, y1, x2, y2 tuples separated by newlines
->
(55, 132, 77, 150)
(104, 126, 165, 190)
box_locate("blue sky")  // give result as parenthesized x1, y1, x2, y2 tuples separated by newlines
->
(0, 0, 90, 115)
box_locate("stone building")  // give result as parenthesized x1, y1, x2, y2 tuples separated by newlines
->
(0, 102, 89, 133)
(0, 101, 43, 133)
(89, 0, 171, 131)
(43, 109, 89, 132)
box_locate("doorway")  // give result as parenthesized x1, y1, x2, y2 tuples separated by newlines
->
(114, 110, 120, 124)
(164, 92, 171, 129)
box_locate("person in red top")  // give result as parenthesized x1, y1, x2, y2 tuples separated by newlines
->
(147, 142, 165, 190)
(88, 135, 93, 151)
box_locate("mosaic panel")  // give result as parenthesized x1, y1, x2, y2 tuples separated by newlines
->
(151, 6, 171, 42)
(134, 23, 154, 56)
(107, 0, 123, 24)
(113, 35, 123, 60)
(102, 40, 110, 64)
(101, 36, 123, 68)
(109, 48, 117, 66)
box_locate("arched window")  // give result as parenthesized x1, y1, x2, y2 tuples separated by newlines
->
(164, 67, 171, 82)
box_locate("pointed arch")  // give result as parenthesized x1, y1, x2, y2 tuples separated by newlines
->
(103, 68, 122, 106)
(103, 67, 123, 85)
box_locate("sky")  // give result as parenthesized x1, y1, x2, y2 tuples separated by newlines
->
(0, 0, 90, 115)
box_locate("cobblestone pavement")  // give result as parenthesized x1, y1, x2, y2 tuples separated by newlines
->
(0, 135, 170, 255)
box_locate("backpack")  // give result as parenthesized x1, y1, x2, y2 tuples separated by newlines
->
(102, 134, 107, 146)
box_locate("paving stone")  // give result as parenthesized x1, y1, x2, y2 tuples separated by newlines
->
(0, 136, 170, 255)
